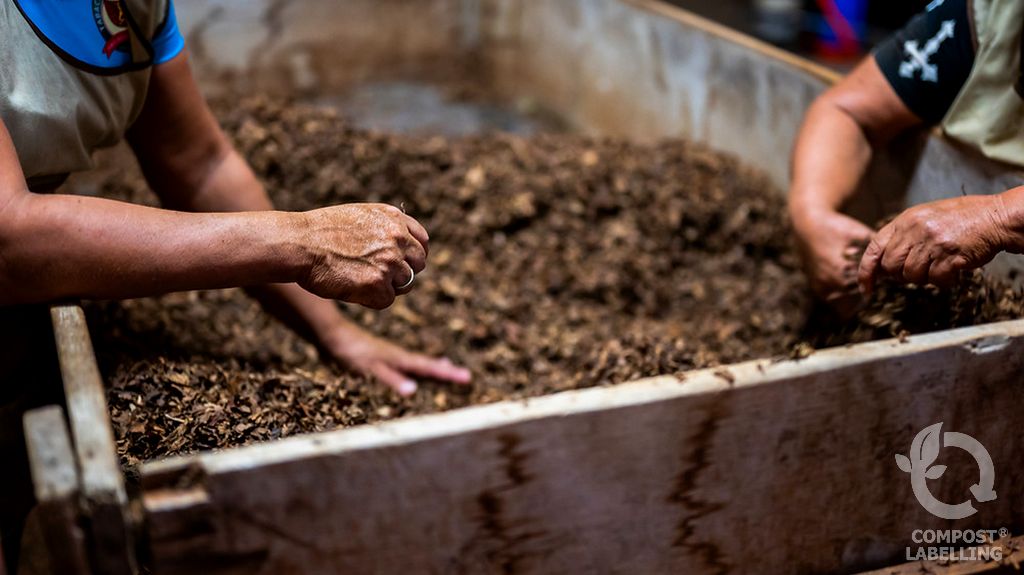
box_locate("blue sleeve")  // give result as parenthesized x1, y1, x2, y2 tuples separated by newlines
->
(152, 0, 185, 65)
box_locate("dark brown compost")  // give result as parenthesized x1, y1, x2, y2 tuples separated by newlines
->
(83, 97, 1024, 466)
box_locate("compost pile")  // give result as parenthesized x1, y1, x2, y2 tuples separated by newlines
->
(86, 96, 1024, 466)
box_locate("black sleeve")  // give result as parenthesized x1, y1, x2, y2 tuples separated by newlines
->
(873, 0, 976, 124)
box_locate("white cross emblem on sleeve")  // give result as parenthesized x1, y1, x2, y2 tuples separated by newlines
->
(899, 20, 956, 82)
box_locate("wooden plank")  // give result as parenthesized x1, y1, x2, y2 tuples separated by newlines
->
(50, 306, 135, 575)
(50, 306, 122, 500)
(23, 406, 78, 502)
(142, 320, 1024, 574)
(18, 406, 90, 575)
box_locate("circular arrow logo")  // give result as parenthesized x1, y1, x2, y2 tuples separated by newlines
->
(896, 423, 997, 520)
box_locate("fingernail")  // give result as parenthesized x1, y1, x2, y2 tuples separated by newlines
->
(456, 368, 472, 383)
(398, 380, 418, 396)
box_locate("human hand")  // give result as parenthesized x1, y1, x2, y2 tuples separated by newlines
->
(792, 207, 875, 316)
(858, 195, 1014, 294)
(297, 204, 428, 309)
(324, 326, 472, 397)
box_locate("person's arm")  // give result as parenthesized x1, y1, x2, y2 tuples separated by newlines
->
(789, 58, 923, 311)
(858, 186, 1024, 292)
(0, 115, 305, 303)
(127, 52, 470, 395)
(0, 119, 425, 307)
(852, 0, 1024, 291)
(791, 0, 975, 309)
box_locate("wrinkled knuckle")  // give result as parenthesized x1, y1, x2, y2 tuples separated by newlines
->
(361, 268, 387, 289)
(909, 205, 931, 220)
(920, 219, 943, 239)
(387, 221, 407, 240)
(935, 233, 959, 253)
(950, 254, 971, 269)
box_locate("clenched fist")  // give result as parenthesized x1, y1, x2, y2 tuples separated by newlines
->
(296, 204, 429, 309)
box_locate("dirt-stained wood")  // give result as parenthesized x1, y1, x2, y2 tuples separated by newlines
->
(50, 306, 135, 575)
(141, 320, 1024, 574)
(23, 406, 78, 503)
(18, 406, 90, 575)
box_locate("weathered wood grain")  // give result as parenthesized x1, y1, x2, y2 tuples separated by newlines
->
(18, 406, 90, 575)
(50, 306, 135, 575)
(142, 320, 1024, 575)
(23, 406, 78, 502)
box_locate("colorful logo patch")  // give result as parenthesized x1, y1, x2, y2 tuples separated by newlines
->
(12, 0, 154, 73)
(93, 0, 132, 58)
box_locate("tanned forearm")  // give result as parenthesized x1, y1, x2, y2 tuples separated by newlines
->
(786, 58, 924, 308)
(125, 49, 378, 347)
(156, 144, 357, 346)
(789, 95, 874, 226)
(0, 190, 308, 305)
(113, 53, 471, 395)
(789, 59, 921, 228)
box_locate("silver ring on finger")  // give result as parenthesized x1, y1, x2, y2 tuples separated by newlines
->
(396, 265, 415, 290)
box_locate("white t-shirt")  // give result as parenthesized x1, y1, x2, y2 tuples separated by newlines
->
(0, 0, 185, 190)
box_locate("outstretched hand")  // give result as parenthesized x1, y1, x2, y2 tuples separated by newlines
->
(324, 325, 472, 397)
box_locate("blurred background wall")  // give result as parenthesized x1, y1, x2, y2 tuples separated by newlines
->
(669, 0, 931, 66)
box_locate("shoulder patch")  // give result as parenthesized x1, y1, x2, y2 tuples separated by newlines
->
(873, 0, 976, 123)
(12, 0, 155, 75)
(898, 19, 957, 82)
